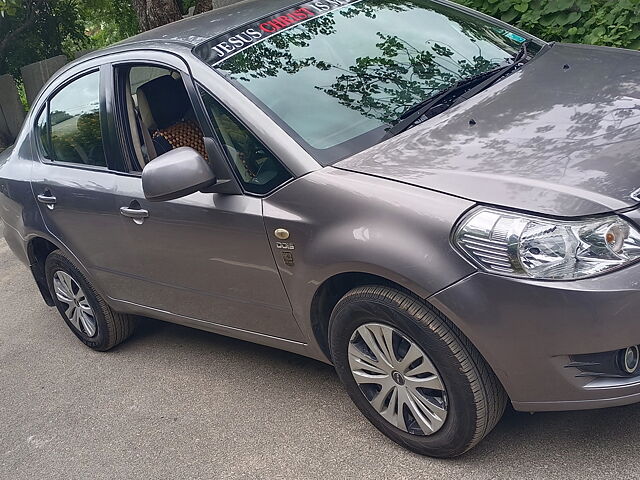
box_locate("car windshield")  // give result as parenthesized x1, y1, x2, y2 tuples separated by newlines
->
(195, 0, 540, 165)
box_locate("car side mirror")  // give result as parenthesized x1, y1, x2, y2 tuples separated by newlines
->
(142, 147, 216, 202)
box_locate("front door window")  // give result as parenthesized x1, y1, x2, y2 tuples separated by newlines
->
(199, 89, 292, 195)
(121, 65, 207, 170)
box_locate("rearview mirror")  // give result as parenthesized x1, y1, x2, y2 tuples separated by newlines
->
(142, 147, 216, 202)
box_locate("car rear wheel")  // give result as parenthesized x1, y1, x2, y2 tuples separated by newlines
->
(45, 250, 135, 351)
(329, 285, 507, 458)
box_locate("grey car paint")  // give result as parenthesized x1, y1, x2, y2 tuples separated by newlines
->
(140, 146, 216, 201)
(2, 0, 640, 413)
(337, 43, 640, 217)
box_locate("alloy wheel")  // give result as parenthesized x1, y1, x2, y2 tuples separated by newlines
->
(348, 323, 448, 435)
(52, 271, 98, 338)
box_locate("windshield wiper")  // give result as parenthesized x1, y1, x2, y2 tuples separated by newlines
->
(383, 41, 530, 140)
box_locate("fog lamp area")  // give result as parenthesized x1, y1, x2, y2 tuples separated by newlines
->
(453, 208, 640, 281)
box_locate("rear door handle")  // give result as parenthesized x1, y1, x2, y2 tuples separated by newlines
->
(120, 206, 149, 224)
(37, 193, 57, 210)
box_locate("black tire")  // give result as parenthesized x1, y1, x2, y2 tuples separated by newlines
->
(45, 250, 135, 351)
(329, 285, 507, 458)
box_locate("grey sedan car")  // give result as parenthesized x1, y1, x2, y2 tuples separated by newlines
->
(2, 0, 640, 458)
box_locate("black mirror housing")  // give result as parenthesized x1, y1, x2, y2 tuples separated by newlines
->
(200, 137, 243, 195)
(142, 147, 216, 202)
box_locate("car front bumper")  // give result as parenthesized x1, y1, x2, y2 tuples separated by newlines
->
(429, 257, 640, 412)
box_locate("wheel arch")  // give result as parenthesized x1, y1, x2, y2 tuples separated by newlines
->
(310, 270, 510, 403)
(309, 271, 429, 360)
(26, 236, 59, 306)
(26, 234, 94, 307)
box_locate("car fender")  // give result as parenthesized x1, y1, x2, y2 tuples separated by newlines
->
(263, 167, 477, 351)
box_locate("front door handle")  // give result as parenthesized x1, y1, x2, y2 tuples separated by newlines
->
(120, 206, 149, 225)
(37, 192, 57, 210)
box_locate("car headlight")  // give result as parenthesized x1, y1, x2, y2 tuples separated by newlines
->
(453, 208, 640, 280)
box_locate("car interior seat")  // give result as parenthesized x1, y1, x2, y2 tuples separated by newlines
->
(136, 74, 208, 161)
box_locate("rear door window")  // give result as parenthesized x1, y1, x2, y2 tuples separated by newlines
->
(37, 71, 107, 167)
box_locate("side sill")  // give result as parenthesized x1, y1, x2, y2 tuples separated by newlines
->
(108, 297, 331, 364)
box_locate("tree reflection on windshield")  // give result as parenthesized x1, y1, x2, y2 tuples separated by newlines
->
(215, 0, 525, 159)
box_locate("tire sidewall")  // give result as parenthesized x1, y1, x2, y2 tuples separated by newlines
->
(45, 251, 109, 350)
(329, 289, 481, 457)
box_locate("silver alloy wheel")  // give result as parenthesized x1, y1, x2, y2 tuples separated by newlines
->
(52, 271, 97, 338)
(348, 323, 448, 435)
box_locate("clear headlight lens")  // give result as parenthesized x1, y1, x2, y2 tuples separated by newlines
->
(453, 208, 640, 280)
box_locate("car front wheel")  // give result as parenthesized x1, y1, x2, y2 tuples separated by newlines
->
(45, 250, 135, 351)
(329, 285, 507, 458)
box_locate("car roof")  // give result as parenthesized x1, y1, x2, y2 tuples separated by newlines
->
(34, 0, 302, 107)
(63, 0, 300, 76)
(119, 0, 301, 47)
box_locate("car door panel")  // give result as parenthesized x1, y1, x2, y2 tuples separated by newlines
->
(94, 55, 306, 342)
(27, 65, 136, 297)
(108, 175, 306, 342)
(22, 49, 305, 343)
(30, 162, 134, 295)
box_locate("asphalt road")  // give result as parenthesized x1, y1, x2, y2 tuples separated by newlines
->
(1, 231, 639, 479)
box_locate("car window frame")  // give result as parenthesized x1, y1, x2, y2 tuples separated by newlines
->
(34, 100, 52, 160)
(108, 52, 295, 197)
(109, 55, 218, 176)
(111, 60, 200, 175)
(195, 83, 295, 197)
(31, 65, 118, 172)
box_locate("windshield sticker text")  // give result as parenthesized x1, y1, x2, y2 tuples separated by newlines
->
(200, 0, 362, 64)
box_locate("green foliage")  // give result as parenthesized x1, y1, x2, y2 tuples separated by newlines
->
(0, 0, 21, 16)
(79, 0, 139, 49)
(0, 0, 140, 76)
(15, 79, 27, 111)
(456, 0, 640, 49)
(0, 0, 89, 76)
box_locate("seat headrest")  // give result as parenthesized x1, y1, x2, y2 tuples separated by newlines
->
(137, 75, 190, 130)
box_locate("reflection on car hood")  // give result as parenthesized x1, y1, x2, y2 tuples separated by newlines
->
(335, 43, 640, 217)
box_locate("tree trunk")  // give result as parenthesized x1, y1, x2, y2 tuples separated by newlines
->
(194, 0, 213, 14)
(130, 0, 182, 31)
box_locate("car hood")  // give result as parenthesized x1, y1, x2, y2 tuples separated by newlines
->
(336, 43, 640, 217)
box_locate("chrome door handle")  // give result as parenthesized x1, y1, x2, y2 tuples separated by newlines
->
(37, 193, 57, 210)
(120, 206, 149, 225)
(120, 207, 149, 219)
